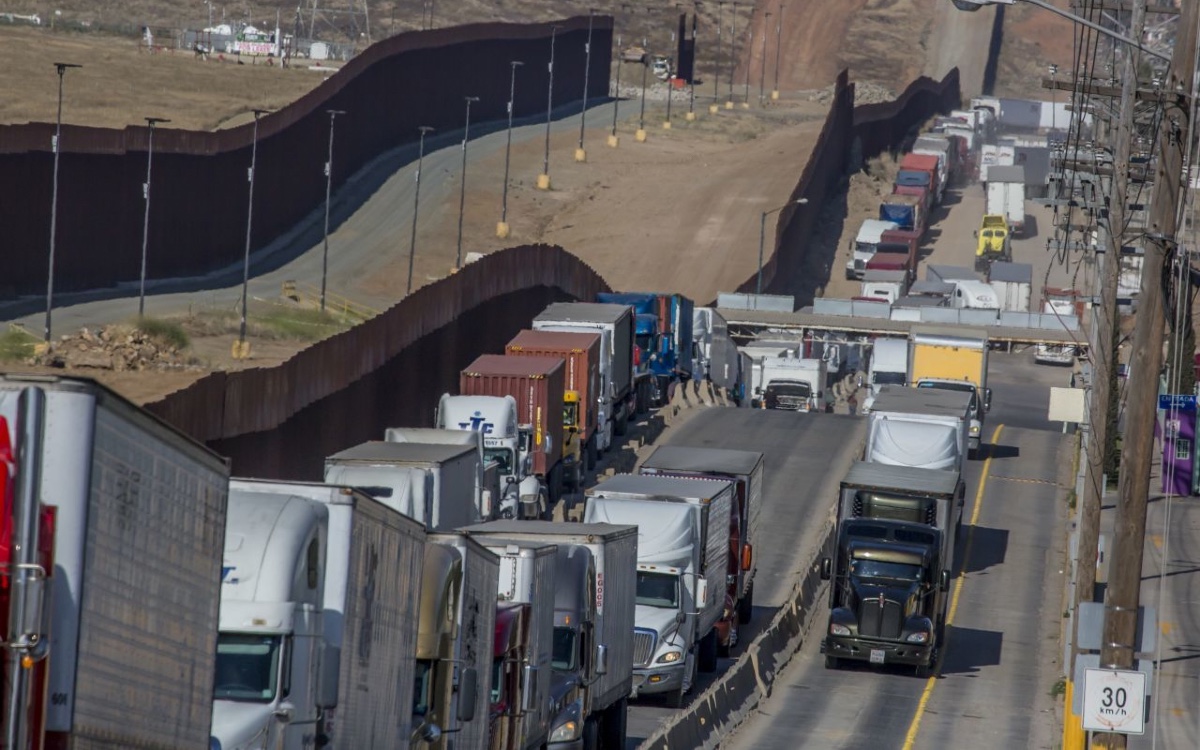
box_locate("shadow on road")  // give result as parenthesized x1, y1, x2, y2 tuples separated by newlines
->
(986, 443, 1020, 460)
(962, 525, 1009, 574)
(940, 626, 1003, 675)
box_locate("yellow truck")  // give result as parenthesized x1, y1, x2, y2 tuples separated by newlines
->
(974, 214, 1011, 272)
(907, 325, 992, 458)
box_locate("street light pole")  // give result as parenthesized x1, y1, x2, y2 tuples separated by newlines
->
(757, 198, 807, 303)
(610, 34, 623, 147)
(456, 96, 479, 269)
(636, 37, 649, 141)
(727, 2, 737, 107)
(138, 116, 170, 318)
(498, 60, 523, 239)
(742, 20, 752, 107)
(320, 109, 346, 312)
(687, 10, 697, 120)
(772, 2, 782, 100)
(235, 108, 269, 359)
(758, 11, 771, 106)
(577, 10, 594, 162)
(44, 61, 81, 345)
(407, 125, 434, 296)
(539, 26, 560, 190)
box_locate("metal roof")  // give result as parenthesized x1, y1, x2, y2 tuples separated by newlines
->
(586, 473, 735, 501)
(842, 461, 960, 496)
(988, 261, 1033, 284)
(463, 353, 563, 377)
(869, 384, 972, 416)
(641, 445, 764, 476)
(327, 441, 475, 464)
(535, 302, 631, 324)
(926, 265, 979, 282)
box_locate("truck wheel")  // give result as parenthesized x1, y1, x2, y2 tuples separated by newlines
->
(615, 410, 629, 436)
(737, 582, 754, 624)
(698, 629, 719, 673)
(824, 654, 840, 670)
(582, 717, 599, 750)
(600, 698, 628, 747)
(586, 438, 598, 471)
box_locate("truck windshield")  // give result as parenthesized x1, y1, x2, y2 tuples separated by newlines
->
(850, 559, 923, 583)
(413, 659, 433, 717)
(872, 371, 906, 386)
(552, 627, 578, 672)
(563, 401, 579, 429)
(636, 570, 680, 608)
(485, 448, 515, 475)
(213, 634, 281, 703)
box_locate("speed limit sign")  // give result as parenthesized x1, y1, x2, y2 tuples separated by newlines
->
(1082, 669, 1147, 735)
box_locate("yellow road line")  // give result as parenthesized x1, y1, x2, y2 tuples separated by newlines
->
(902, 424, 1005, 750)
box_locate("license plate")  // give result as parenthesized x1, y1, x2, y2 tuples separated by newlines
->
(870, 649, 885, 664)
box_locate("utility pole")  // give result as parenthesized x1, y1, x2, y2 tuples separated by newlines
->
(1074, 0, 1144, 681)
(1093, 0, 1198, 746)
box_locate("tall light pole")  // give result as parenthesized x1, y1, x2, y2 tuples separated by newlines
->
(407, 125, 434, 296)
(43, 61, 81, 345)
(235, 108, 270, 359)
(137, 116, 170, 318)
(576, 10, 595, 162)
(539, 25, 561, 190)
(497, 61, 523, 239)
(687, 10, 697, 121)
(609, 34, 623, 147)
(758, 11, 771, 106)
(456, 96, 479, 269)
(742, 20, 752, 107)
(757, 198, 807, 302)
(320, 109, 346, 313)
(1048, 63, 1058, 132)
(636, 37, 649, 142)
(712, 1, 723, 114)
(771, 2, 782, 100)
(726, 2, 737, 108)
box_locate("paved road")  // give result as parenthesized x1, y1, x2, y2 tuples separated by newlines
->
(621, 409, 867, 748)
(723, 352, 1069, 749)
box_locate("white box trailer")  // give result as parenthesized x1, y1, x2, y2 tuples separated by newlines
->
(384, 426, 501, 522)
(325, 441, 481, 531)
(987, 261, 1033, 312)
(0, 376, 229, 749)
(865, 385, 972, 474)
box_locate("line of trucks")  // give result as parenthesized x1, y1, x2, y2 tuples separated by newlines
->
(0, 289, 767, 750)
(820, 324, 993, 675)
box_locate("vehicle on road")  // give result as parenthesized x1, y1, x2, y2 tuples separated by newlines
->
(974, 214, 1012, 271)
(864, 385, 971, 474)
(757, 354, 828, 413)
(846, 219, 900, 280)
(908, 326, 992, 457)
(984, 165, 1027, 236)
(1036, 287, 1084, 365)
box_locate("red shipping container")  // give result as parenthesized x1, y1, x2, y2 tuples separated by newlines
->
(460, 354, 565, 477)
(505, 329, 601, 445)
(899, 152, 941, 200)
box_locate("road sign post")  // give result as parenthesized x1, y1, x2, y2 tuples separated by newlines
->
(1082, 668, 1146, 735)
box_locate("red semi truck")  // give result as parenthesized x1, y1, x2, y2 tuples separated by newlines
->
(897, 152, 942, 205)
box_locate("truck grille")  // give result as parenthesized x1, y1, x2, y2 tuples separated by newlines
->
(632, 628, 657, 667)
(775, 396, 806, 411)
(858, 598, 903, 639)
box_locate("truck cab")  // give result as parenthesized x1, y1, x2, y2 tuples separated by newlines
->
(491, 602, 532, 750)
(846, 219, 900, 280)
(948, 279, 1000, 310)
(758, 355, 828, 413)
(974, 214, 1011, 271)
(436, 394, 545, 520)
(820, 519, 948, 677)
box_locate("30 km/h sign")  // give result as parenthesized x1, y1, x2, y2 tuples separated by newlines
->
(1082, 669, 1147, 735)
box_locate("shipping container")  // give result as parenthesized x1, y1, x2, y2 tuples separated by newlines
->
(505, 329, 601, 445)
(460, 355, 565, 477)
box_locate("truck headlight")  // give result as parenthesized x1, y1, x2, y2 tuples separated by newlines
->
(969, 423, 981, 436)
(906, 631, 930, 644)
(656, 650, 683, 664)
(549, 720, 581, 742)
(829, 623, 851, 637)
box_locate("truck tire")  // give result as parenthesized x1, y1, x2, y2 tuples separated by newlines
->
(582, 716, 599, 750)
(615, 410, 629, 436)
(824, 654, 840, 670)
(586, 437, 598, 471)
(600, 698, 628, 747)
(698, 629, 719, 673)
(737, 582, 754, 624)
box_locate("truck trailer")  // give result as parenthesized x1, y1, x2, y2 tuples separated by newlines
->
(908, 326, 992, 456)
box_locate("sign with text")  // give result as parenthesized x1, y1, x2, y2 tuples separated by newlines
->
(1159, 394, 1197, 411)
(1082, 668, 1146, 735)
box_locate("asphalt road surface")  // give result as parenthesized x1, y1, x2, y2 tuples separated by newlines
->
(621, 409, 867, 749)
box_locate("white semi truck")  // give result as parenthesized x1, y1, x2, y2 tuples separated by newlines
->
(436, 394, 545, 520)
(583, 474, 732, 708)
(384, 426, 502, 521)
(213, 479, 428, 749)
(0, 376, 230, 750)
(865, 385, 972, 474)
(325, 440, 483, 530)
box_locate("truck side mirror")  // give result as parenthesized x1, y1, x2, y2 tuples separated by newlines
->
(695, 577, 709, 608)
(675, 611, 686, 625)
(520, 665, 538, 713)
(595, 644, 609, 676)
(984, 388, 993, 412)
(940, 570, 950, 592)
(820, 557, 832, 581)
(316, 644, 341, 710)
(457, 668, 478, 722)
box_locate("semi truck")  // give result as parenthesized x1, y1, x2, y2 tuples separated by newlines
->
(638, 446, 764, 627)
(469, 538, 558, 750)
(908, 326, 992, 457)
(866, 338, 909, 399)
(384, 426, 501, 521)
(879, 193, 925, 234)
(0, 376, 229, 750)
(860, 269, 910, 305)
(974, 214, 1012, 271)
(436, 394, 545, 520)
(846, 219, 900, 280)
(864, 240, 918, 285)
(458, 354, 567, 511)
(213, 479, 428, 749)
(533, 302, 637, 447)
(756, 355, 828, 413)
(324, 441, 483, 529)
(984, 165, 1027, 235)
(896, 153, 942, 205)
(462, 521, 637, 749)
(987, 261, 1033, 312)
(417, 532, 499, 750)
(820, 518, 949, 677)
(865, 385, 971, 474)
(595, 292, 694, 408)
(583, 474, 733, 707)
(506, 329, 602, 488)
